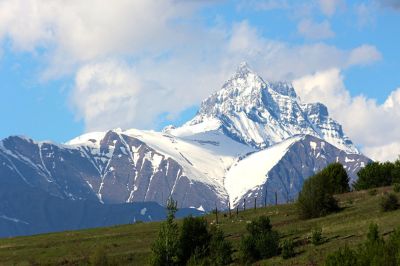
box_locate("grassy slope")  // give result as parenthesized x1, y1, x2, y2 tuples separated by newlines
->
(0, 186, 399, 265)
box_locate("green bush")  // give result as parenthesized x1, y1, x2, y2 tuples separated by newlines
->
(325, 224, 400, 266)
(281, 238, 295, 259)
(239, 216, 280, 263)
(297, 172, 339, 219)
(355, 161, 400, 190)
(151, 199, 232, 266)
(208, 226, 233, 266)
(380, 193, 399, 212)
(325, 246, 358, 266)
(311, 227, 323, 246)
(178, 216, 210, 263)
(393, 183, 400, 193)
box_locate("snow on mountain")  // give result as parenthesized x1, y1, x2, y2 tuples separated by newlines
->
(0, 62, 371, 237)
(225, 136, 302, 206)
(66, 127, 255, 209)
(225, 135, 369, 208)
(177, 62, 359, 154)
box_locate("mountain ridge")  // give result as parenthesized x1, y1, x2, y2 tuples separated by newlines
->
(0, 63, 371, 237)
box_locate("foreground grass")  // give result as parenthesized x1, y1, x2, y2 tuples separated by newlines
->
(0, 186, 399, 265)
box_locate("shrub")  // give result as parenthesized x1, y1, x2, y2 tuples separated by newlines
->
(208, 226, 232, 266)
(256, 230, 280, 259)
(393, 183, 400, 193)
(239, 216, 279, 263)
(380, 193, 399, 212)
(151, 199, 233, 266)
(240, 234, 258, 263)
(325, 224, 400, 266)
(178, 216, 210, 263)
(357, 223, 387, 265)
(311, 227, 323, 246)
(281, 239, 295, 259)
(297, 172, 339, 219)
(325, 246, 358, 266)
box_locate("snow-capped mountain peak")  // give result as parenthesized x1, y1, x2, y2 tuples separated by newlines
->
(174, 63, 358, 154)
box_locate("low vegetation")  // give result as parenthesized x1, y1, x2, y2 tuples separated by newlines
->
(326, 223, 400, 266)
(1, 163, 400, 265)
(151, 199, 232, 266)
(380, 193, 399, 212)
(239, 215, 279, 263)
(311, 226, 323, 246)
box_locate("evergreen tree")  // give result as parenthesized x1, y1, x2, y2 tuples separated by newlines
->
(355, 162, 394, 190)
(239, 216, 279, 262)
(320, 163, 350, 194)
(178, 216, 210, 263)
(150, 199, 179, 266)
(297, 172, 338, 219)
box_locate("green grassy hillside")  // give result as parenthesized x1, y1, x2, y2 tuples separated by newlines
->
(1, 186, 399, 265)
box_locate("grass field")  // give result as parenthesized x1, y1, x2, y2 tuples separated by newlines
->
(0, 186, 399, 265)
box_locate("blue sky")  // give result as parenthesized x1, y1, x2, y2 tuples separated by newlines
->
(0, 0, 399, 160)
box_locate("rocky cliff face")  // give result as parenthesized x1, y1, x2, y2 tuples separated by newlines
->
(186, 63, 358, 154)
(0, 63, 371, 237)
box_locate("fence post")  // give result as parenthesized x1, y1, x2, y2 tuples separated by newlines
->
(265, 188, 267, 207)
(215, 206, 218, 224)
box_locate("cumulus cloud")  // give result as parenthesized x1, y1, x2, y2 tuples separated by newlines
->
(297, 19, 335, 40)
(0, 0, 206, 76)
(66, 20, 383, 132)
(347, 45, 382, 66)
(293, 69, 400, 161)
(0, 0, 392, 160)
(318, 0, 345, 16)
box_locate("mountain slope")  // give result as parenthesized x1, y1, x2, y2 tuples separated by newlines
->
(177, 63, 358, 154)
(0, 63, 371, 237)
(226, 135, 369, 207)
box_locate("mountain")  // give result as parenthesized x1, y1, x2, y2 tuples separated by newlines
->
(0, 185, 203, 238)
(177, 62, 358, 153)
(0, 63, 370, 237)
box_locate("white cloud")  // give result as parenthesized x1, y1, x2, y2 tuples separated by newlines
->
(318, 0, 345, 16)
(0, 0, 389, 158)
(347, 45, 382, 66)
(72, 61, 142, 131)
(293, 69, 400, 162)
(297, 19, 335, 40)
(0, 0, 205, 76)
(67, 21, 382, 132)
